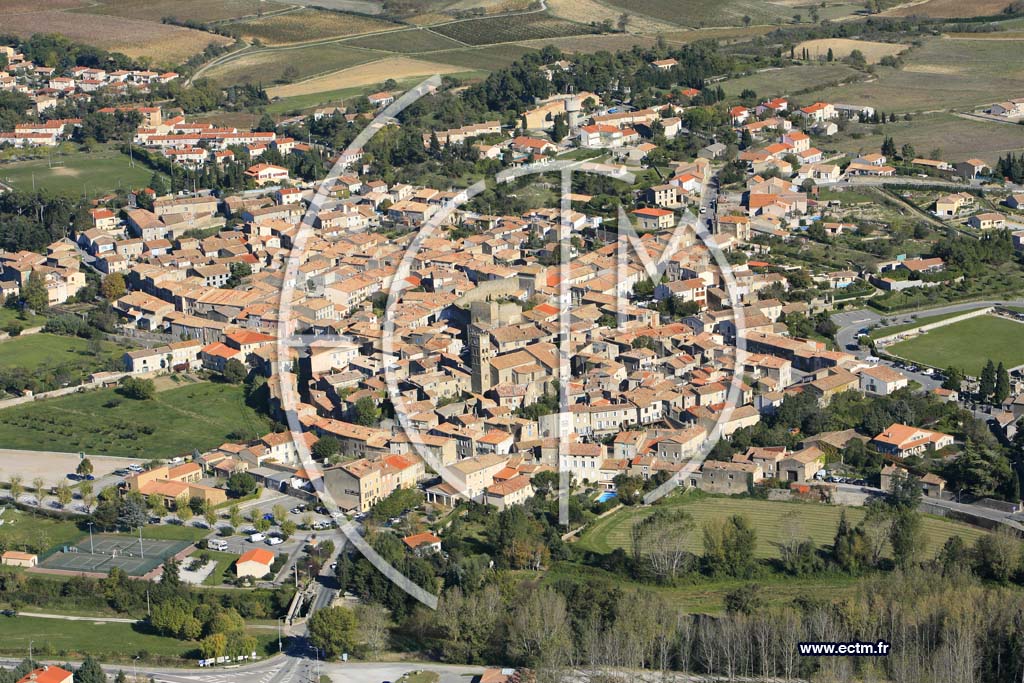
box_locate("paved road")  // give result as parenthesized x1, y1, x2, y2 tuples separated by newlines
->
(835, 483, 1024, 532)
(16, 611, 138, 623)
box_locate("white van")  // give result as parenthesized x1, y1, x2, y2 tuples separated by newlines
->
(248, 532, 265, 543)
(208, 539, 229, 551)
(265, 536, 283, 546)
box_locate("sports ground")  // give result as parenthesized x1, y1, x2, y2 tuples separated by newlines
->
(39, 533, 191, 576)
(885, 314, 1024, 376)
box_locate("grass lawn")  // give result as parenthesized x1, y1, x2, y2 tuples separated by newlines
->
(0, 509, 85, 555)
(867, 306, 989, 340)
(0, 145, 157, 198)
(575, 493, 990, 560)
(0, 382, 272, 458)
(0, 308, 47, 331)
(0, 616, 278, 663)
(201, 549, 239, 586)
(0, 333, 125, 382)
(886, 314, 1024, 375)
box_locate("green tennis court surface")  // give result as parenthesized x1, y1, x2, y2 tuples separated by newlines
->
(39, 533, 192, 576)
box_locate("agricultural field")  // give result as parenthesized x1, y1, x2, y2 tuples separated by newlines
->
(828, 112, 1024, 167)
(812, 37, 1024, 112)
(720, 63, 861, 98)
(75, 0, 293, 23)
(431, 12, 597, 45)
(600, 0, 819, 27)
(0, 146, 156, 199)
(267, 56, 478, 98)
(660, 26, 774, 45)
(518, 33, 659, 52)
(0, 0, 86, 10)
(795, 38, 907, 63)
(0, 9, 230, 65)
(886, 314, 1024, 375)
(546, 0, 680, 34)
(0, 382, 272, 459)
(419, 44, 538, 71)
(343, 27, 468, 52)
(230, 8, 399, 44)
(884, 0, 1015, 17)
(576, 494, 992, 559)
(0, 334, 126, 393)
(292, 0, 384, 13)
(203, 43, 379, 86)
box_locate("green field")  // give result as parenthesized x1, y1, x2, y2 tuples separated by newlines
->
(829, 112, 1024, 167)
(420, 44, 538, 70)
(813, 37, 1024, 112)
(432, 13, 597, 45)
(204, 43, 379, 86)
(721, 63, 862, 98)
(0, 146, 156, 198)
(0, 382, 272, 458)
(600, 0, 826, 27)
(0, 616, 276, 663)
(0, 333, 125, 387)
(576, 494, 991, 560)
(77, 0, 292, 23)
(867, 306, 990, 340)
(887, 314, 1024, 376)
(231, 8, 399, 44)
(343, 27, 468, 52)
(0, 509, 85, 555)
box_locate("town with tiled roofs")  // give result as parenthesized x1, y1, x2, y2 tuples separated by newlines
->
(3, 6, 1024, 682)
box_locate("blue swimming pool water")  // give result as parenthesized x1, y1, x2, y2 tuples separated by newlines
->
(596, 491, 618, 503)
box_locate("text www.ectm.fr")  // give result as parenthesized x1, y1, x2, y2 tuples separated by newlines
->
(799, 641, 891, 657)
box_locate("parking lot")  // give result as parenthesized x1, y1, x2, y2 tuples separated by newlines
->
(0, 449, 144, 489)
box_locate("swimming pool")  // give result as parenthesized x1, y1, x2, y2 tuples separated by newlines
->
(596, 491, 617, 503)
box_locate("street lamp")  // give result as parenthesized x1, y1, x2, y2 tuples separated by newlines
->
(87, 521, 95, 555)
(133, 655, 139, 683)
(278, 617, 283, 653)
(28, 640, 33, 668)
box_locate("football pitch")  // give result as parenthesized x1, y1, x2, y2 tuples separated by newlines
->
(885, 315, 1024, 377)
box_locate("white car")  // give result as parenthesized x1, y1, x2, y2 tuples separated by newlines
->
(265, 536, 284, 546)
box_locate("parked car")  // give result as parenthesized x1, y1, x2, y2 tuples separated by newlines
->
(263, 513, 275, 522)
(265, 536, 283, 546)
(249, 533, 266, 543)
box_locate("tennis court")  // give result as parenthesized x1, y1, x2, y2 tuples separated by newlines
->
(39, 533, 192, 576)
